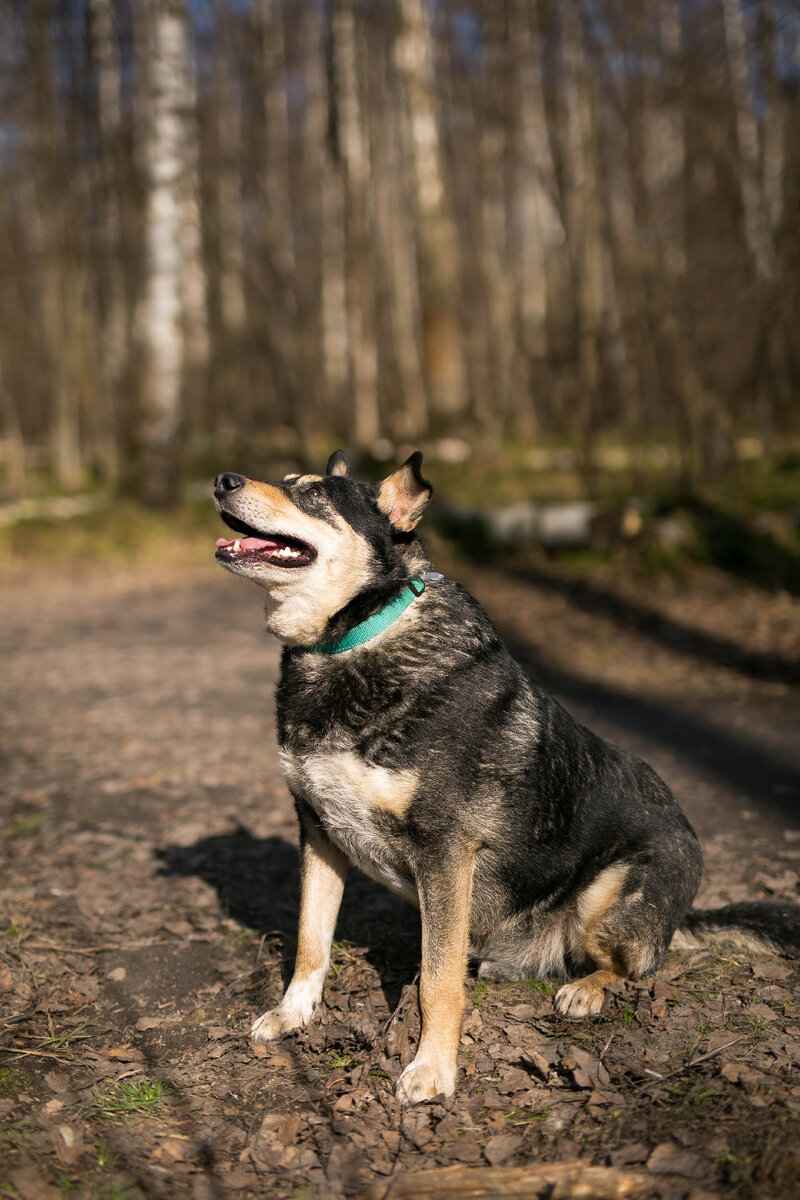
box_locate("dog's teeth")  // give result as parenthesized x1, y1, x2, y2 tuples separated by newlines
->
(233, 540, 241, 552)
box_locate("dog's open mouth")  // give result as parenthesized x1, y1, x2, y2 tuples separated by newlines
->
(215, 512, 316, 568)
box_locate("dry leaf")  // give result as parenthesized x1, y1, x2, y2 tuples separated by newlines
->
(483, 1133, 522, 1166)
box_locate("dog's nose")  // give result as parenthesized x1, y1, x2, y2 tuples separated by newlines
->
(214, 472, 245, 497)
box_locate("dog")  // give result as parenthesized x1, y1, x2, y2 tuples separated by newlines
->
(213, 450, 800, 1104)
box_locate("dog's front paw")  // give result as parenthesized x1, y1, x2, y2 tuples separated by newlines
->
(554, 977, 605, 1019)
(251, 974, 326, 1042)
(395, 1056, 456, 1104)
(251, 1001, 315, 1043)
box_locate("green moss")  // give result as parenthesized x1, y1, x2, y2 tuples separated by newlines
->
(0, 1066, 25, 1098)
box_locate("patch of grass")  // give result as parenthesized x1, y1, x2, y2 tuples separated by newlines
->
(0, 1066, 25, 1098)
(530, 980, 556, 996)
(85, 1151, 142, 1200)
(471, 978, 491, 1007)
(0, 1118, 37, 1148)
(1, 812, 44, 840)
(691, 1087, 726, 1105)
(329, 940, 363, 976)
(741, 1013, 768, 1042)
(471, 976, 525, 1007)
(619, 1002, 637, 1025)
(89, 1079, 175, 1123)
(655, 1076, 726, 1112)
(664, 1083, 687, 1097)
(325, 1051, 357, 1072)
(504, 1105, 551, 1125)
(94, 1175, 140, 1200)
(716, 1147, 756, 1185)
(41, 1007, 111, 1051)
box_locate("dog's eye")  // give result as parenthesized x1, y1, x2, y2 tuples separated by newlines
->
(304, 485, 322, 499)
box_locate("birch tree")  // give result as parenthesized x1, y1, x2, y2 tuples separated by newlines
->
(136, 0, 204, 504)
(2, 0, 799, 495)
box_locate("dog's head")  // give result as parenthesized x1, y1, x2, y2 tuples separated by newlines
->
(213, 450, 433, 645)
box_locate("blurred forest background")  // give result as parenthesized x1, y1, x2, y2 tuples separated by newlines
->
(0, 0, 799, 534)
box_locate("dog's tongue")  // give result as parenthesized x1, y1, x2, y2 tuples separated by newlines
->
(216, 536, 276, 550)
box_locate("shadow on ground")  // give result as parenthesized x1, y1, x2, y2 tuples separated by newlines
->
(506, 562, 799, 685)
(156, 827, 420, 1013)
(506, 638, 800, 829)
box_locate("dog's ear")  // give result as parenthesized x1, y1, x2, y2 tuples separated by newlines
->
(377, 452, 433, 531)
(326, 449, 352, 478)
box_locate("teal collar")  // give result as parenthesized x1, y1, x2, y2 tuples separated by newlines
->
(308, 575, 429, 655)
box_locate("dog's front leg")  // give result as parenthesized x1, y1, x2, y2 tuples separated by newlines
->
(251, 808, 348, 1043)
(395, 848, 476, 1104)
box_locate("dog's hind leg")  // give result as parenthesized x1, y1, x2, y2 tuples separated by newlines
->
(395, 846, 477, 1104)
(251, 807, 347, 1042)
(554, 848, 700, 1018)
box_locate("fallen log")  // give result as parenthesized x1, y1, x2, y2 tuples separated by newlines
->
(362, 1159, 646, 1200)
(435, 500, 645, 553)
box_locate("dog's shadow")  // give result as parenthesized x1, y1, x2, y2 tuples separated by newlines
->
(155, 822, 421, 1012)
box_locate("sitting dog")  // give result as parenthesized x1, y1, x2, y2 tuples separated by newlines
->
(213, 450, 800, 1104)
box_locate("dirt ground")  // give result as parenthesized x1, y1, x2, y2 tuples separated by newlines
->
(1, 550, 799, 1200)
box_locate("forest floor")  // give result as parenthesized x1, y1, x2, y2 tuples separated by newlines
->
(1, 548, 799, 1200)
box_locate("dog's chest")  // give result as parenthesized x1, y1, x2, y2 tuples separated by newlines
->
(280, 746, 418, 902)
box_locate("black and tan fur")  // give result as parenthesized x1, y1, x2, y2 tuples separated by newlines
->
(213, 451, 800, 1104)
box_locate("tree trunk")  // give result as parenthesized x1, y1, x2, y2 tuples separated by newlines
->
(722, 0, 776, 281)
(636, 0, 728, 480)
(301, 4, 348, 429)
(216, 54, 246, 337)
(561, 2, 603, 488)
(479, 120, 515, 435)
(136, 0, 200, 505)
(330, 0, 380, 450)
(511, 0, 567, 432)
(176, 21, 208, 374)
(30, 3, 84, 492)
(370, 51, 427, 440)
(260, 0, 295, 284)
(90, 0, 127, 487)
(396, 0, 467, 420)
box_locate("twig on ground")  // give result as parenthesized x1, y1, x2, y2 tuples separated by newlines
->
(635, 1035, 747, 1089)
(0, 1046, 73, 1063)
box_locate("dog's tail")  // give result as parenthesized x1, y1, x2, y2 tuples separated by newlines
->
(672, 901, 800, 957)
